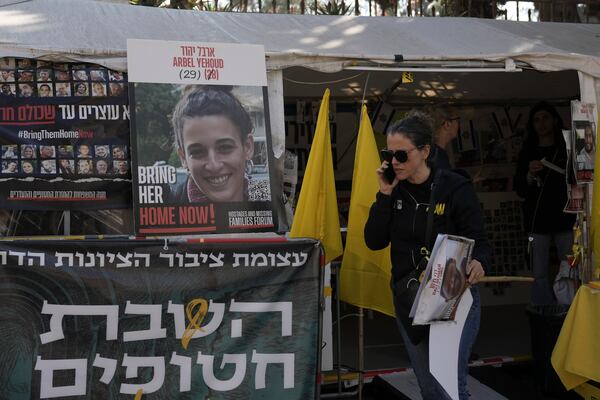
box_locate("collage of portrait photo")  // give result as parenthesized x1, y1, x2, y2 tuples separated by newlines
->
(0, 57, 127, 98)
(1, 143, 129, 177)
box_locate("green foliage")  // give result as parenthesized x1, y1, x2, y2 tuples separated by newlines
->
(311, 0, 353, 14)
(130, 0, 239, 11)
(132, 83, 182, 166)
(129, 0, 198, 8)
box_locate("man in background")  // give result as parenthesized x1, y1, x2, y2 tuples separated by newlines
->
(427, 105, 461, 169)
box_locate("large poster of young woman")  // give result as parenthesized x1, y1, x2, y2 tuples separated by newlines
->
(0, 57, 131, 209)
(128, 39, 279, 235)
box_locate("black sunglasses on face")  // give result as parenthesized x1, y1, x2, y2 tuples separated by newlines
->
(380, 146, 423, 163)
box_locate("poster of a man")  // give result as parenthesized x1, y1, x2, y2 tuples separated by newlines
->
(0, 70, 15, 82)
(2, 161, 18, 174)
(73, 69, 89, 81)
(95, 159, 110, 175)
(18, 83, 34, 97)
(39, 145, 55, 159)
(58, 159, 75, 174)
(17, 70, 33, 82)
(572, 101, 596, 183)
(0, 57, 15, 69)
(90, 69, 107, 81)
(40, 160, 57, 174)
(54, 69, 70, 81)
(2, 145, 18, 159)
(94, 145, 109, 159)
(37, 69, 52, 82)
(113, 160, 129, 175)
(77, 159, 93, 175)
(37, 83, 53, 97)
(576, 123, 595, 171)
(55, 82, 71, 97)
(0, 84, 15, 96)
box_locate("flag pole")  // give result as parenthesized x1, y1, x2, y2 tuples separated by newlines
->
(358, 306, 364, 400)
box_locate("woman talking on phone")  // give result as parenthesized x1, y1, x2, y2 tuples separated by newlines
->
(364, 111, 491, 400)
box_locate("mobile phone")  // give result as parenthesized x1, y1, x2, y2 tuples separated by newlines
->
(380, 149, 396, 184)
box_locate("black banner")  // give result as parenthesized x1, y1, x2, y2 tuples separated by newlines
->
(0, 237, 321, 399)
(0, 57, 131, 210)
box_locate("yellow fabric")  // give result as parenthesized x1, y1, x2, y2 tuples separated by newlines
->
(551, 285, 600, 390)
(290, 88, 343, 265)
(339, 105, 395, 317)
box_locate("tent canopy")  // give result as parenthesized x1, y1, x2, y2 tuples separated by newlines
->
(1, 0, 600, 78)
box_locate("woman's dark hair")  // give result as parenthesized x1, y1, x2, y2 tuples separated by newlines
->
(386, 110, 435, 160)
(171, 85, 253, 150)
(524, 101, 565, 150)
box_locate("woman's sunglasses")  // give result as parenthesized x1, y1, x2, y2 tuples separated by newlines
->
(380, 146, 423, 164)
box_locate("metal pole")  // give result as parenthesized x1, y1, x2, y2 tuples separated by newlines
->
(358, 307, 364, 400)
(63, 211, 70, 236)
(336, 263, 342, 394)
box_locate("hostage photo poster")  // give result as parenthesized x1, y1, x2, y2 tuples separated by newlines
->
(410, 234, 474, 325)
(0, 238, 321, 399)
(128, 39, 279, 235)
(0, 57, 131, 210)
(571, 100, 597, 184)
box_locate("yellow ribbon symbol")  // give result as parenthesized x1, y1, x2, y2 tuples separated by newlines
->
(134, 389, 143, 400)
(181, 298, 208, 350)
(401, 71, 414, 83)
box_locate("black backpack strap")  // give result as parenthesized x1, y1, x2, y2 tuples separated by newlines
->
(425, 169, 443, 245)
(415, 169, 443, 273)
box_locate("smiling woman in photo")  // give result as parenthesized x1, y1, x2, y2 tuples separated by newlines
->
(169, 85, 255, 203)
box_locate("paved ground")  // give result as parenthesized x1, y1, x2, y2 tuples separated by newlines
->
(322, 292, 581, 400)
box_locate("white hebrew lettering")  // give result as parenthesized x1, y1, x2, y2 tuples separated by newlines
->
(208, 252, 224, 268)
(92, 354, 117, 384)
(54, 252, 74, 267)
(250, 253, 268, 267)
(35, 357, 87, 398)
(232, 253, 249, 267)
(292, 252, 308, 266)
(123, 302, 167, 342)
(229, 300, 292, 337)
(120, 354, 165, 394)
(40, 301, 119, 344)
(251, 350, 295, 389)
(170, 352, 192, 392)
(27, 251, 45, 266)
(197, 352, 246, 391)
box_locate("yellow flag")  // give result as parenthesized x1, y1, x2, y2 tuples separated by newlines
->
(339, 105, 394, 317)
(290, 89, 342, 265)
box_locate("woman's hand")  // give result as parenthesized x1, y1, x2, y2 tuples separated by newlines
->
(377, 160, 398, 195)
(528, 159, 543, 174)
(466, 259, 485, 285)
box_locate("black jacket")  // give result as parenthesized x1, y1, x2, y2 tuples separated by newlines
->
(364, 168, 491, 283)
(513, 144, 575, 234)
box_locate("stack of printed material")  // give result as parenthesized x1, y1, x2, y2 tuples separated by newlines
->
(410, 234, 474, 325)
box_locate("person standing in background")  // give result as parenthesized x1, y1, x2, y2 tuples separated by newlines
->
(426, 105, 461, 170)
(513, 102, 575, 305)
